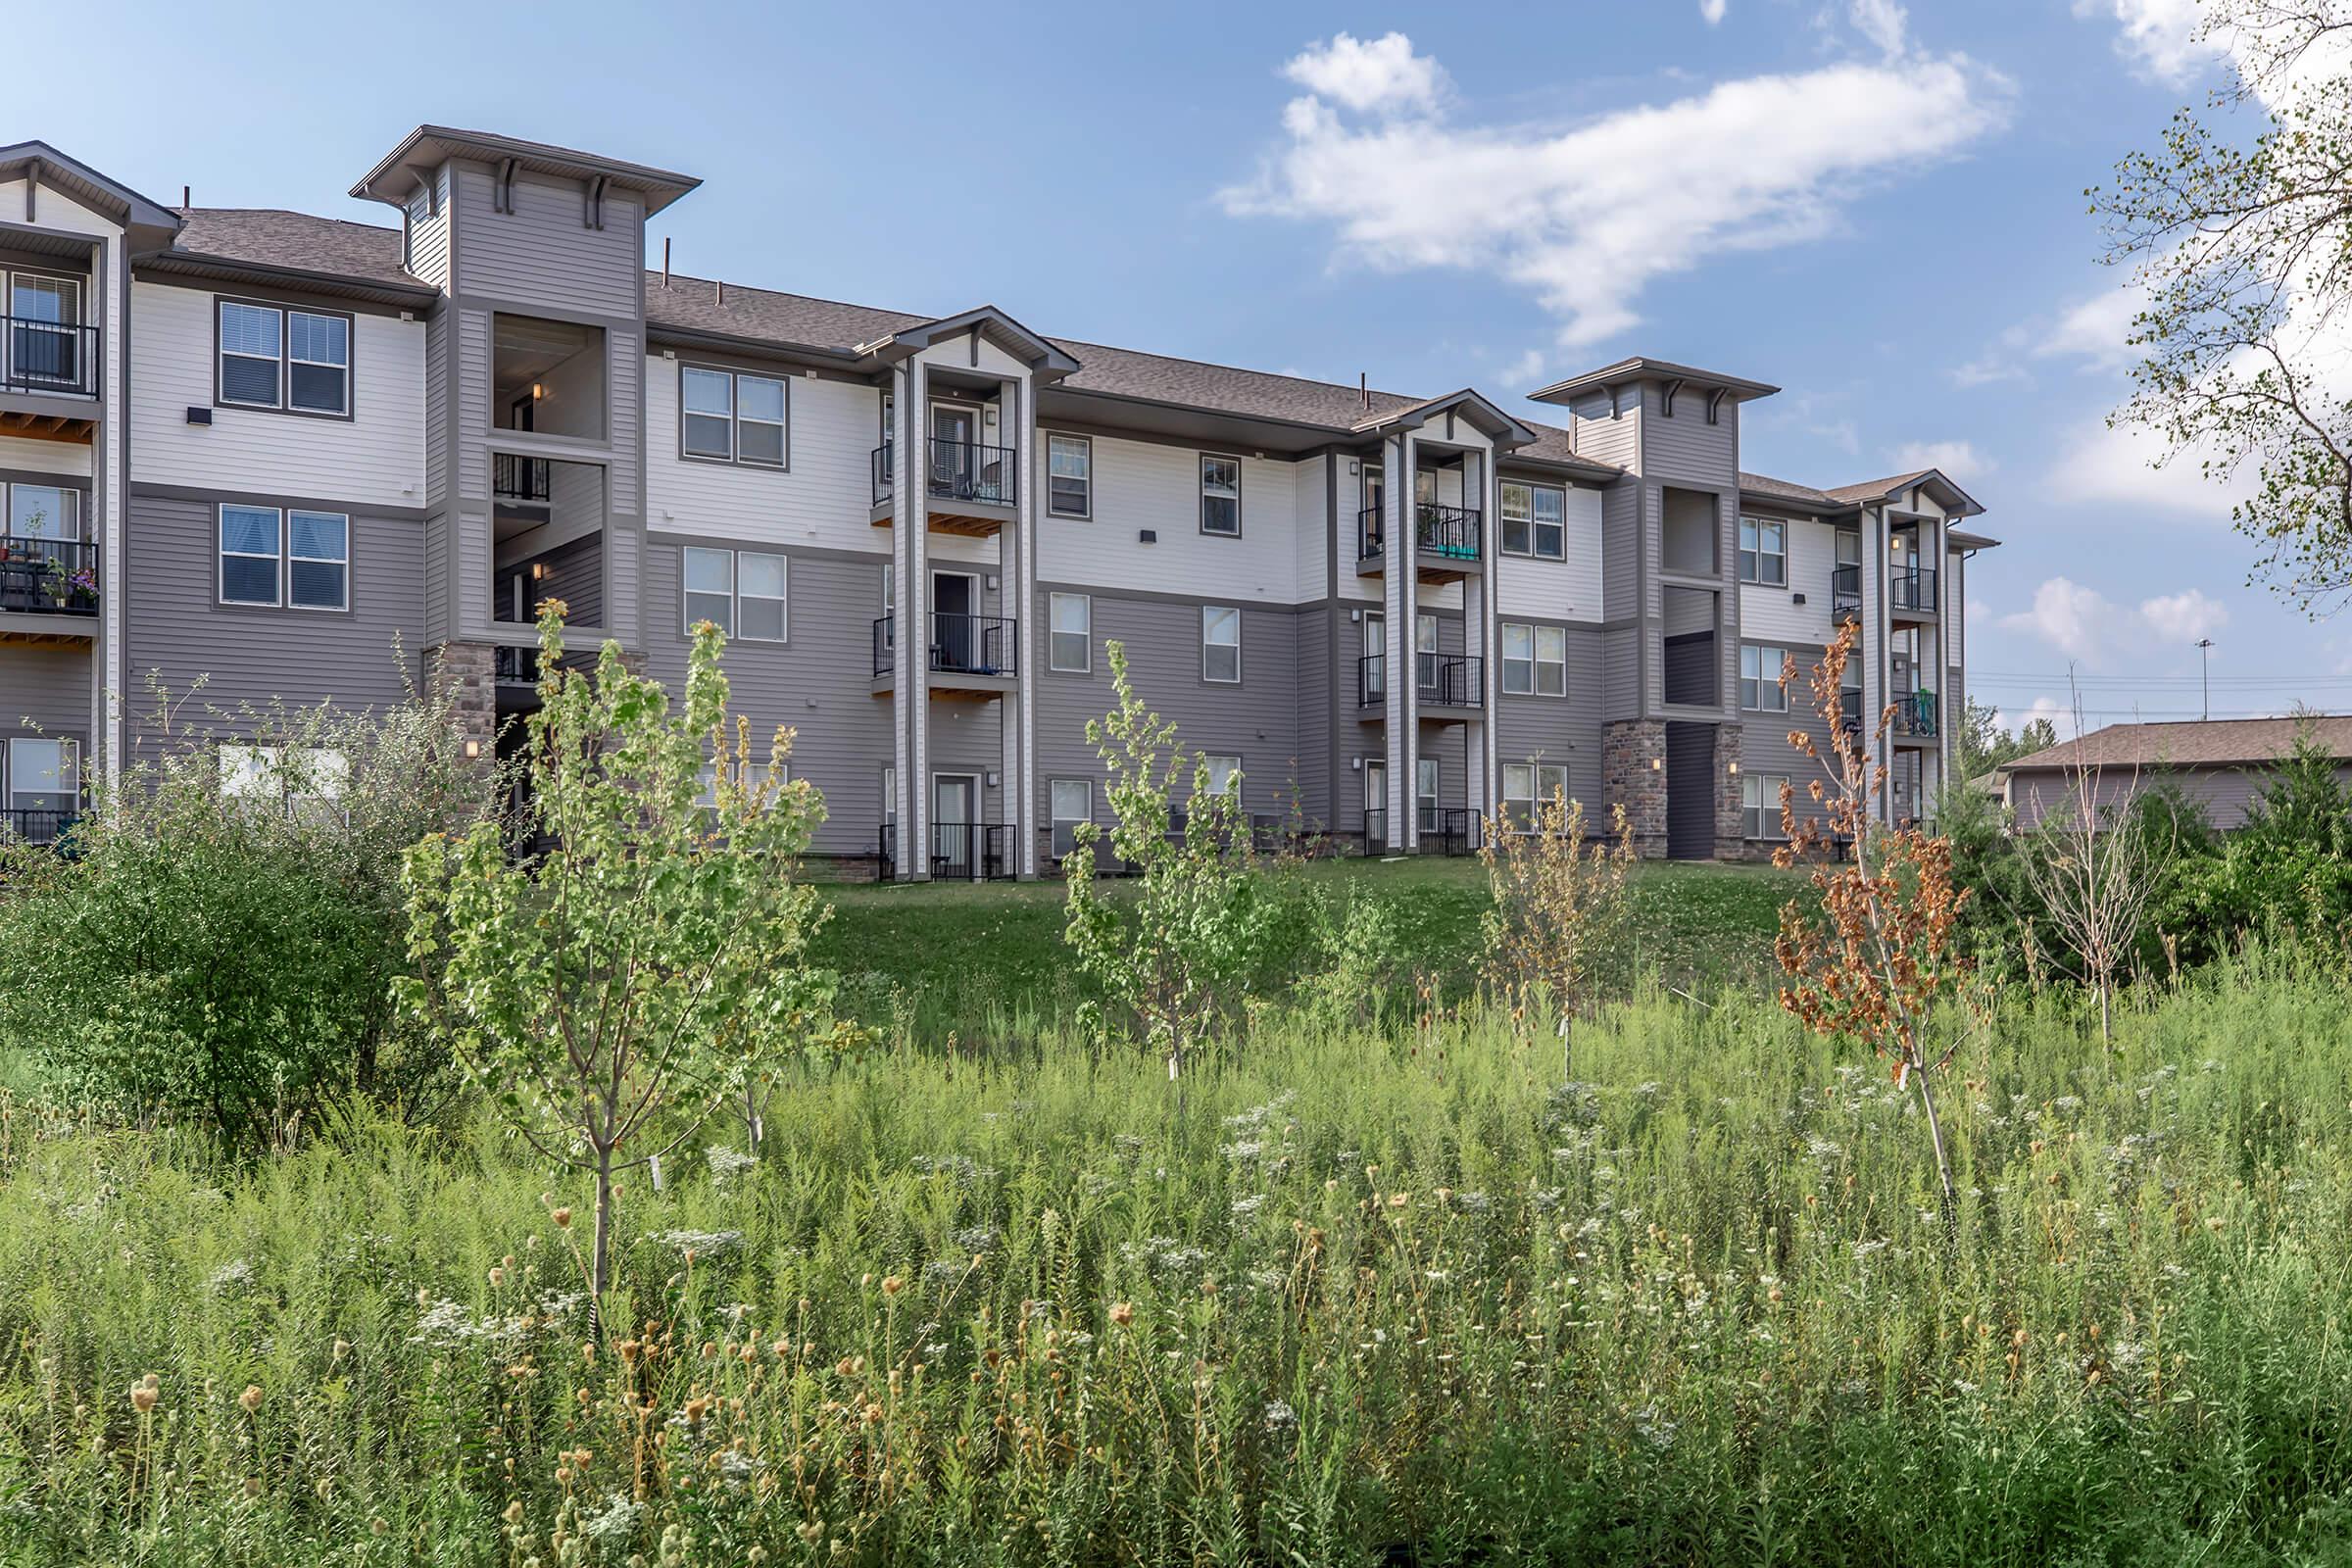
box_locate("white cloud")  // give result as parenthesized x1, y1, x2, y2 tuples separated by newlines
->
(2076, 0, 2214, 85)
(1700, 0, 1729, 24)
(2138, 587, 2230, 642)
(1887, 438, 1992, 477)
(1224, 34, 2011, 348)
(1281, 33, 1446, 117)
(1998, 575, 2232, 664)
(2047, 414, 2247, 515)
(1493, 346, 1549, 388)
(2037, 287, 2145, 373)
(1849, 0, 1909, 57)
(1994, 696, 2080, 743)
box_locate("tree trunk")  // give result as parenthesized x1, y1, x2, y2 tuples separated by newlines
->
(1558, 1011, 1573, 1084)
(2098, 977, 2113, 1045)
(591, 1152, 615, 1327)
(1914, 1060, 1959, 1243)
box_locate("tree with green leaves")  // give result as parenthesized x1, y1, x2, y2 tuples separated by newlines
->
(1953, 697, 2061, 783)
(2094, 0, 2352, 610)
(1062, 640, 1270, 1108)
(397, 603, 839, 1308)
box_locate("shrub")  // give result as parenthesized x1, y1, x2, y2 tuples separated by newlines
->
(0, 667, 492, 1148)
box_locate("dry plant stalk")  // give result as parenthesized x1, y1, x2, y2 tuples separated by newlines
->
(2016, 685, 2171, 1044)
(1773, 622, 1972, 1225)
(1477, 789, 1637, 1077)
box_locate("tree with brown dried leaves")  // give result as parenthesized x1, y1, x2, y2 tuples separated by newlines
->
(1772, 623, 1973, 1227)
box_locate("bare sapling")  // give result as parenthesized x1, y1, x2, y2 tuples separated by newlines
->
(1477, 786, 1638, 1079)
(1773, 623, 1973, 1230)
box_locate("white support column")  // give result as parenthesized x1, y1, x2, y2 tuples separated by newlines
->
(1467, 446, 1499, 825)
(891, 362, 926, 876)
(1380, 433, 1412, 852)
(1861, 509, 1887, 827)
(1004, 371, 1038, 878)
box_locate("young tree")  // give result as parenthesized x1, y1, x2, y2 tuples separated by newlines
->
(1062, 640, 1269, 1107)
(2094, 0, 2352, 610)
(1773, 624, 1973, 1225)
(397, 603, 836, 1307)
(2014, 689, 2176, 1043)
(1475, 789, 1637, 1077)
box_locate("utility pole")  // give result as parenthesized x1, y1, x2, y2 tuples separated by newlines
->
(2194, 638, 2215, 721)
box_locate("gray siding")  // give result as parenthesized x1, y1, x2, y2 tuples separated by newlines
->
(1639, 381, 1739, 488)
(2004, 761, 2352, 834)
(1494, 622, 1609, 809)
(424, 307, 449, 509)
(453, 171, 643, 321)
(641, 540, 894, 857)
(1, 644, 91, 744)
(122, 493, 424, 750)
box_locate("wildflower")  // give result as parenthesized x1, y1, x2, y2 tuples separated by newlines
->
(238, 1384, 264, 1413)
(1109, 1301, 1135, 1327)
(128, 1376, 160, 1415)
(1263, 1398, 1298, 1432)
(881, 1275, 905, 1297)
(552, 1207, 572, 1229)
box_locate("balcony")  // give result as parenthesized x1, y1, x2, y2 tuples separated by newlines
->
(871, 612, 1018, 691)
(493, 454, 552, 504)
(878, 822, 1014, 882)
(0, 536, 100, 623)
(870, 438, 1020, 536)
(0, 806, 79, 847)
(1420, 654, 1484, 710)
(1889, 565, 1939, 614)
(1421, 807, 1484, 857)
(1357, 654, 1386, 709)
(1357, 503, 1484, 580)
(1839, 687, 1864, 732)
(1831, 564, 1863, 620)
(3, 318, 99, 401)
(1891, 692, 1939, 740)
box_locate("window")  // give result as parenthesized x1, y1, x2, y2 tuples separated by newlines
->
(1049, 434, 1092, 517)
(738, 551, 787, 641)
(217, 301, 350, 416)
(683, 546, 733, 632)
(1416, 612, 1439, 691)
(681, 367, 789, 467)
(1051, 778, 1093, 858)
(287, 510, 349, 611)
(1500, 481, 1567, 560)
(1416, 757, 1439, 832)
(1200, 455, 1241, 536)
(1742, 774, 1789, 839)
(6, 483, 77, 540)
(220, 505, 282, 606)
(1502, 623, 1566, 696)
(1202, 756, 1242, 797)
(218, 301, 281, 407)
(880, 562, 895, 653)
(1500, 762, 1571, 828)
(1739, 516, 1787, 586)
(220, 745, 346, 817)
(679, 547, 786, 640)
(5, 737, 77, 813)
(1050, 592, 1091, 672)
(881, 764, 896, 824)
(1740, 645, 1791, 712)
(1201, 605, 1241, 683)
(288, 312, 350, 415)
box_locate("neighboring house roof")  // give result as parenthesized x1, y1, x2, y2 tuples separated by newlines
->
(350, 126, 702, 216)
(1999, 715, 2352, 774)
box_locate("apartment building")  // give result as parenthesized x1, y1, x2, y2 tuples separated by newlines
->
(0, 129, 1993, 874)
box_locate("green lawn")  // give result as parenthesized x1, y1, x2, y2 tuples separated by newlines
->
(812, 854, 1805, 1035)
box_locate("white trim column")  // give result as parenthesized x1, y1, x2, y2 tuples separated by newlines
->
(1467, 445, 1499, 826)
(1004, 370, 1038, 878)
(890, 362, 921, 877)
(1380, 432, 1413, 852)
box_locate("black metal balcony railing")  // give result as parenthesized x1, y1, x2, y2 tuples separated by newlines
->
(870, 439, 1019, 510)
(1358, 502, 1484, 564)
(1892, 692, 1939, 739)
(1831, 563, 1863, 617)
(1357, 654, 1386, 708)
(1426, 807, 1482, 857)
(493, 453, 551, 502)
(871, 442, 894, 506)
(1890, 565, 1939, 612)
(1421, 654, 1484, 707)
(3, 319, 100, 399)
(0, 536, 100, 616)
(1839, 687, 1864, 731)
(1, 807, 79, 847)
(1362, 807, 1389, 851)
(875, 821, 1010, 882)
(872, 613, 1017, 677)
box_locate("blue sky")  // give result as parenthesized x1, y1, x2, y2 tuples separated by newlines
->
(16, 0, 2345, 731)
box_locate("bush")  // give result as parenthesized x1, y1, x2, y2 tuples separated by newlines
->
(0, 669, 495, 1147)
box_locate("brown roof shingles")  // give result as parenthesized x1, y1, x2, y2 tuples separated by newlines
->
(2001, 715, 2352, 773)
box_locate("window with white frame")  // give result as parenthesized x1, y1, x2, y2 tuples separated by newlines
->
(1200, 455, 1241, 536)
(1739, 516, 1787, 586)
(1416, 756, 1439, 830)
(1741, 773, 1789, 839)
(1201, 605, 1241, 683)
(1500, 622, 1566, 696)
(880, 562, 895, 653)
(218, 300, 351, 416)
(683, 546, 733, 632)
(880, 763, 896, 824)
(1740, 644, 1790, 712)
(1050, 778, 1092, 858)
(5, 482, 78, 540)
(1048, 434, 1092, 517)
(681, 546, 786, 640)
(1500, 761, 1570, 828)
(736, 374, 787, 466)
(219, 744, 346, 815)
(4, 737, 78, 815)
(1202, 756, 1242, 797)
(286, 511, 349, 611)
(1050, 592, 1090, 671)
(1500, 481, 1566, 560)
(220, 505, 280, 606)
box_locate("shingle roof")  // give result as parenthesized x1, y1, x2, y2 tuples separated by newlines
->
(166, 208, 420, 291)
(1824, 470, 1935, 505)
(2001, 715, 2352, 773)
(1739, 470, 1841, 508)
(1046, 336, 1428, 428)
(644, 271, 924, 353)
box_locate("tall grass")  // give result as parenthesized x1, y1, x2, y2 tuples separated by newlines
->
(4, 951, 2351, 1564)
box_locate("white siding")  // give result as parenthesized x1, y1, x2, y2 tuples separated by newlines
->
(645, 358, 884, 554)
(1739, 513, 1838, 648)
(0, 181, 117, 238)
(1497, 484, 1603, 622)
(1037, 434, 1307, 602)
(0, 434, 90, 476)
(127, 281, 425, 508)
(1293, 457, 1327, 595)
